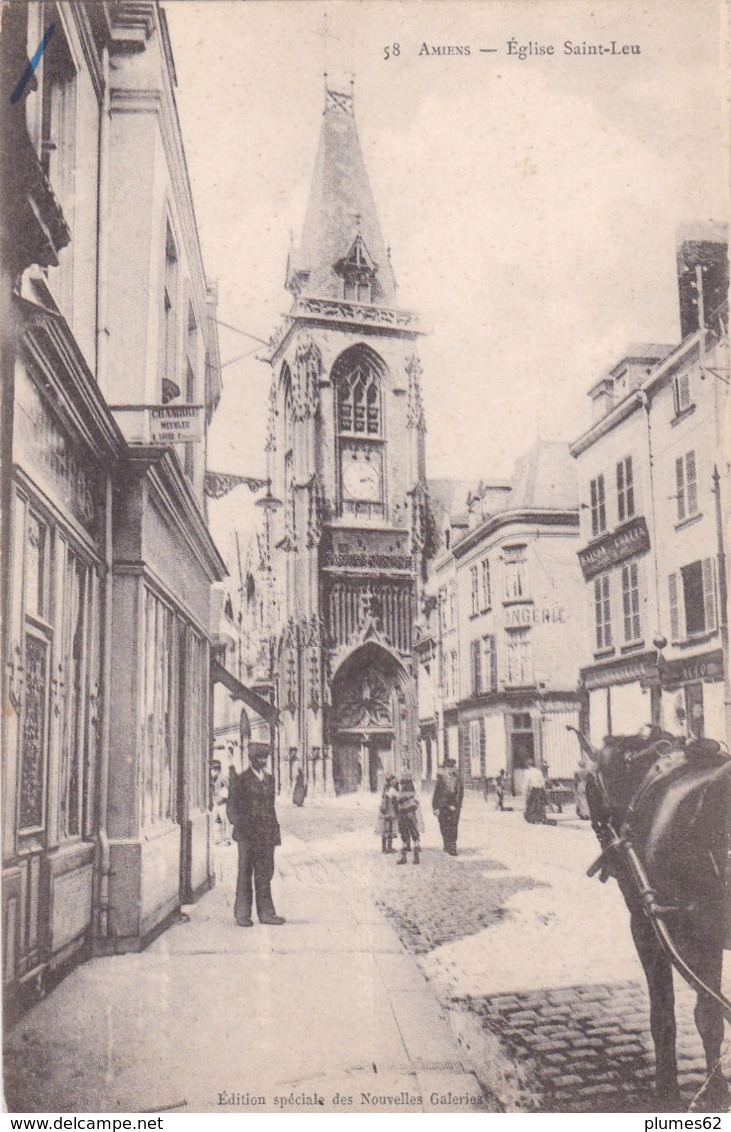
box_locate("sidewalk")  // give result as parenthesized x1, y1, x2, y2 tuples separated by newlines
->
(4, 826, 490, 1115)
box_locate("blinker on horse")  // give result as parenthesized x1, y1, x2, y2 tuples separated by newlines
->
(570, 726, 731, 1113)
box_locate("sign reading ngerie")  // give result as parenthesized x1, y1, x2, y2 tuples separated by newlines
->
(149, 405, 203, 444)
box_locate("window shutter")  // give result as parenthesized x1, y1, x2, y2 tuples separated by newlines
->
(458, 720, 469, 776)
(471, 639, 481, 695)
(489, 635, 497, 692)
(669, 572, 680, 640)
(480, 717, 486, 776)
(686, 451, 698, 515)
(617, 460, 625, 523)
(677, 371, 690, 411)
(702, 558, 717, 631)
(675, 457, 685, 521)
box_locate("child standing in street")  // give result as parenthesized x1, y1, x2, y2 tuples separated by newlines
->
(396, 774, 424, 865)
(375, 774, 399, 853)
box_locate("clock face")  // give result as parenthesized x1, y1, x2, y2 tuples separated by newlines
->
(343, 457, 380, 501)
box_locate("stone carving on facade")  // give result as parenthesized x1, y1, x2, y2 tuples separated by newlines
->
(408, 481, 437, 565)
(405, 355, 426, 431)
(306, 473, 325, 548)
(265, 378, 277, 453)
(282, 617, 299, 714)
(332, 667, 393, 730)
(293, 296, 419, 331)
(291, 334, 322, 422)
(304, 614, 322, 713)
(19, 635, 48, 830)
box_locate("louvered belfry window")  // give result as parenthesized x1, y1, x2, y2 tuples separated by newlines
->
(337, 362, 381, 436)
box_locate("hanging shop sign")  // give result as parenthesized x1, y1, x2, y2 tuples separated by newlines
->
(148, 405, 203, 444)
(578, 515, 650, 580)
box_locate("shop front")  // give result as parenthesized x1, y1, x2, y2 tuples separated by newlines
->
(105, 448, 225, 950)
(658, 650, 725, 742)
(2, 318, 120, 1008)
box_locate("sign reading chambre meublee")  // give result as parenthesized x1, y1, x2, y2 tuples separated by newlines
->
(149, 405, 203, 444)
(578, 515, 651, 580)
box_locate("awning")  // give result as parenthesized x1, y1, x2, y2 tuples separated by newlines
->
(211, 660, 278, 724)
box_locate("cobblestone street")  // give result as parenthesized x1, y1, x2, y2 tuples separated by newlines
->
(279, 791, 731, 1113)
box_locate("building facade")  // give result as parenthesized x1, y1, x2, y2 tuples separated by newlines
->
(570, 226, 729, 749)
(1, 1, 225, 1011)
(422, 443, 585, 794)
(265, 87, 430, 795)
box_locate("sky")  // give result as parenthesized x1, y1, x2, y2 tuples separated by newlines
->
(163, 0, 729, 549)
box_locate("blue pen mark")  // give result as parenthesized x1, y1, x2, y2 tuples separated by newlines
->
(10, 24, 55, 105)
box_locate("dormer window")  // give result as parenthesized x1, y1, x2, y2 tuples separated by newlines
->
(335, 234, 377, 304)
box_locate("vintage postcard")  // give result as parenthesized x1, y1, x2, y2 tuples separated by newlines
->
(1, 0, 730, 1121)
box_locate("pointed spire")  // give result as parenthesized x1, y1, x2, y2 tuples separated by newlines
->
(286, 86, 397, 306)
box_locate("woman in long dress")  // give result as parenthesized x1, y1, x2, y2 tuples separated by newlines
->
(292, 767, 307, 807)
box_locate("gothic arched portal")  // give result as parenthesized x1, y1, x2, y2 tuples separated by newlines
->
(329, 642, 414, 795)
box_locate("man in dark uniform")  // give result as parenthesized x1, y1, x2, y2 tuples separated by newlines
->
(432, 757, 464, 855)
(226, 743, 285, 927)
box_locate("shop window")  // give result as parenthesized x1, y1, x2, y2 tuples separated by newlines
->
(669, 559, 717, 640)
(504, 545, 528, 601)
(675, 450, 698, 522)
(505, 627, 532, 686)
(594, 574, 612, 650)
(616, 456, 635, 524)
(141, 589, 176, 827)
(481, 558, 491, 610)
(59, 550, 92, 839)
(25, 513, 47, 621)
(590, 475, 606, 537)
(469, 718, 482, 778)
(621, 560, 641, 643)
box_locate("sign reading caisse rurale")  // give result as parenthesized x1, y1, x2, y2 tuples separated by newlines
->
(149, 405, 203, 444)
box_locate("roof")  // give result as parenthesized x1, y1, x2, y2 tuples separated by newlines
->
(287, 88, 397, 306)
(508, 439, 578, 511)
(427, 478, 473, 547)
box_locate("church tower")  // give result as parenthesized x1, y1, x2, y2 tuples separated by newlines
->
(266, 86, 429, 795)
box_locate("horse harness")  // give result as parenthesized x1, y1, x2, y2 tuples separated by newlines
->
(585, 736, 731, 1026)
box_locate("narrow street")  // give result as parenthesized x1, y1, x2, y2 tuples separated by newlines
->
(5, 791, 730, 1114)
(278, 792, 731, 1113)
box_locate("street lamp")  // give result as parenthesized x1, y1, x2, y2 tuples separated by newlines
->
(204, 470, 282, 510)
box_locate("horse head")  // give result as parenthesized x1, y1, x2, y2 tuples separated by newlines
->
(589, 728, 678, 831)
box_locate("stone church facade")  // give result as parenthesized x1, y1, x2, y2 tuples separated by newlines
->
(266, 88, 430, 794)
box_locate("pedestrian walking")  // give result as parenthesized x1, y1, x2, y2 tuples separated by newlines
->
(210, 760, 230, 845)
(396, 774, 423, 865)
(495, 769, 507, 812)
(226, 743, 285, 927)
(292, 766, 307, 807)
(523, 757, 548, 824)
(432, 757, 464, 856)
(375, 774, 399, 853)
